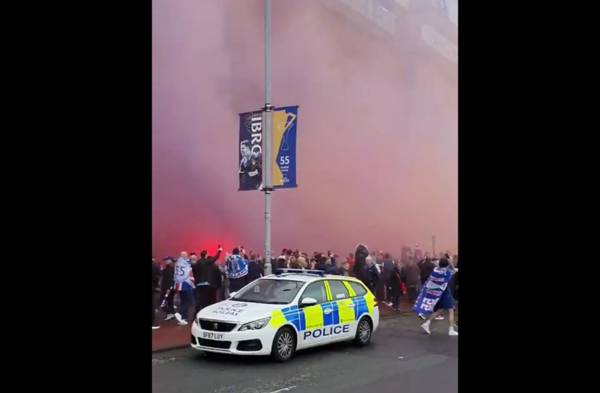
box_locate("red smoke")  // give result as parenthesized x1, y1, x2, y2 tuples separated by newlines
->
(153, 0, 457, 258)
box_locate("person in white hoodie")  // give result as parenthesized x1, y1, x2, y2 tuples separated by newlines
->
(173, 251, 194, 325)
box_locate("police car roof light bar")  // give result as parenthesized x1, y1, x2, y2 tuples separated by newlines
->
(274, 268, 325, 277)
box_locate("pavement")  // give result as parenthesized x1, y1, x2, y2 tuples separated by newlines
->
(152, 313, 458, 393)
(152, 299, 414, 352)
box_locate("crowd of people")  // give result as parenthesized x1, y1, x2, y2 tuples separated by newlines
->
(151, 244, 459, 335)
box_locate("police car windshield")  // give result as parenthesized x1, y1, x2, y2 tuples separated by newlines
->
(233, 279, 304, 304)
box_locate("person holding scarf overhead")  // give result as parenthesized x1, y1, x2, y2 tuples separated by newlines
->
(193, 246, 223, 313)
(414, 258, 458, 336)
(226, 248, 249, 292)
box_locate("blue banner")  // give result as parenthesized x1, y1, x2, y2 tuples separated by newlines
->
(272, 106, 298, 189)
(413, 267, 453, 316)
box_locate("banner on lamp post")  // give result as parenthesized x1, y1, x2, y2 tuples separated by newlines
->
(238, 110, 264, 191)
(238, 105, 298, 191)
(272, 105, 298, 189)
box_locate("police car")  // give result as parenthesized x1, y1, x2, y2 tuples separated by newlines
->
(190, 269, 379, 361)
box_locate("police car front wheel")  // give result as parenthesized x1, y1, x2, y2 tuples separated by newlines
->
(271, 327, 296, 362)
(354, 317, 372, 346)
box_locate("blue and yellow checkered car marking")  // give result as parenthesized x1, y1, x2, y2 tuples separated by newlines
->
(342, 281, 356, 297)
(303, 303, 323, 329)
(269, 309, 287, 328)
(270, 279, 375, 332)
(323, 280, 333, 301)
(321, 301, 339, 326)
(337, 298, 355, 323)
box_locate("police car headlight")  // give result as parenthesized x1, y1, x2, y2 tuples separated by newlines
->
(239, 317, 271, 331)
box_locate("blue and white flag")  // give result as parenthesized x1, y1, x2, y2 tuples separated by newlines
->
(413, 267, 453, 316)
(174, 257, 195, 292)
(226, 254, 249, 279)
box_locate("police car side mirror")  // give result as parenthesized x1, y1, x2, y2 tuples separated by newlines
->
(300, 297, 317, 307)
(229, 291, 237, 299)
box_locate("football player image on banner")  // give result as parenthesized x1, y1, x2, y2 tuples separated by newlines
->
(272, 106, 298, 189)
(238, 110, 263, 191)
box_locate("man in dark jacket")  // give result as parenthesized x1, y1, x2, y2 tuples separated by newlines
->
(451, 257, 458, 300)
(193, 246, 223, 313)
(328, 251, 337, 266)
(247, 254, 265, 282)
(275, 255, 288, 271)
(418, 256, 435, 286)
(403, 258, 422, 305)
(330, 258, 344, 275)
(450, 256, 458, 326)
(152, 258, 161, 330)
(325, 260, 339, 275)
(366, 256, 381, 295)
(382, 253, 395, 304)
(389, 260, 403, 311)
(159, 257, 176, 321)
(239, 140, 262, 190)
(315, 254, 328, 272)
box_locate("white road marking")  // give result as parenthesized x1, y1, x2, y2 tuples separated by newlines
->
(266, 386, 297, 393)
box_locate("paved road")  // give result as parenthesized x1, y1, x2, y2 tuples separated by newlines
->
(152, 315, 457, 393)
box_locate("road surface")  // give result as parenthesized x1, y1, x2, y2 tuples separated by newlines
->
(152, 314, 458, 393)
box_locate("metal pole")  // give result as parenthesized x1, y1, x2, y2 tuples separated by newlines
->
(263, 0, 273, 275)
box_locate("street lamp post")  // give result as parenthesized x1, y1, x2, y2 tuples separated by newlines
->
(263, 0, 273, 275)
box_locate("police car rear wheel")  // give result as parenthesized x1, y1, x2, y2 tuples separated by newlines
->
(272, 327, 296, 362)
(355, 318, 372, 346)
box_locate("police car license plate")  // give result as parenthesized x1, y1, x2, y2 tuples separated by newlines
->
(202, 332, 224, 340)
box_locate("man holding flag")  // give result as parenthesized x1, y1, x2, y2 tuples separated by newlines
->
(414, 258, 459, 336)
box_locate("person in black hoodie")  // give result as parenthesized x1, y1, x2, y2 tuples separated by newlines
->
(353, 244, 370, 288)
(160, 257, 176, 321)
(152, 258, 161, 330)
(193, 246, 223, 313)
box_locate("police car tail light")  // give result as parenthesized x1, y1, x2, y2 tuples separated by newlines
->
(239, 317, 271, 331)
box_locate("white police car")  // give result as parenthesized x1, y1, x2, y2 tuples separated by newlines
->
(190, 270, 379, 361)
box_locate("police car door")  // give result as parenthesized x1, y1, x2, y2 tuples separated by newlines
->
(344, 280, 371, 337)
(325, 280, 355, 340)
(298, 280, 329, 348)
